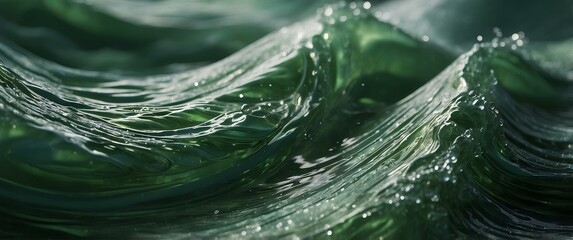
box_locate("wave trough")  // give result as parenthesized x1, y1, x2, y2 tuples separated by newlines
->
(1, 0, 573, 239)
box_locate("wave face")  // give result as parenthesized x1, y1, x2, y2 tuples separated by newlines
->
(1, 0, 573, 239)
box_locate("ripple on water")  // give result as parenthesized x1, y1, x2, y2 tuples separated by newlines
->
(1, 1, 573, 239)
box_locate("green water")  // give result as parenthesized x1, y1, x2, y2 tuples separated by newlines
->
(1, 0, 573, 239)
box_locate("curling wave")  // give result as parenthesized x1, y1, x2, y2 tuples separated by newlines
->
(1, 0, 573, 239)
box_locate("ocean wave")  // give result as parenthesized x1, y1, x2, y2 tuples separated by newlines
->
(1, 1, 572, 239)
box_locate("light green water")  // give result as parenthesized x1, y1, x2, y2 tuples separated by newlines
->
(1, 0, 573, 239)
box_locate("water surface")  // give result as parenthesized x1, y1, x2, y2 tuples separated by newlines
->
(1, 0, 573, 239)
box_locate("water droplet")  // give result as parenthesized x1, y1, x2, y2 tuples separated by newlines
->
(516, 39, 524, 46)
(431, 195, 440, 202)
(324, 7, 333, 16)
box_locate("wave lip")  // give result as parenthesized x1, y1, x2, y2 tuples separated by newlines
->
(1, 1, 573, 239)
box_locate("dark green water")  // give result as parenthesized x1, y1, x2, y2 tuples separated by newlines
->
(1, 0, 573, 239)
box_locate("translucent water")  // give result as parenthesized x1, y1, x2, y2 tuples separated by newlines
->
(1, 0, 572, 239)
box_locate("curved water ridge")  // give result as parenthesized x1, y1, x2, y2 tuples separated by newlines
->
(1, 1, 573, 239)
